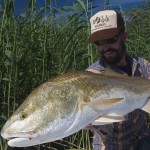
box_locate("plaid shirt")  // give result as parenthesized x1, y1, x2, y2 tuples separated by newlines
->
(86, 54, 150, 150)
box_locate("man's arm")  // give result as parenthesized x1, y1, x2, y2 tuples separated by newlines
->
(138, 57, 150, 79)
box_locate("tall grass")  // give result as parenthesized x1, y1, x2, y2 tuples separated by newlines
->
(0, 0, 150, 150)
(126, 2, 150, 60)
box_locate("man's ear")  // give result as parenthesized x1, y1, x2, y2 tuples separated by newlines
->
(122, 31, 128, 41)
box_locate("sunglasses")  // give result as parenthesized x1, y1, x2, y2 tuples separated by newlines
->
(94, 31, 123, 46)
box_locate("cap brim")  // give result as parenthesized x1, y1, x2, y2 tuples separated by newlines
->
(88, 28, 120, 43)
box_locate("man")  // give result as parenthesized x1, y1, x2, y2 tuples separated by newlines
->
(86, 10, 150, 150)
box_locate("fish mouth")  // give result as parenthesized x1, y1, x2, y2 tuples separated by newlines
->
(7, 137, 33, 147)
(7, 136, 44, 147)
(7, 137, 18, 140)
(7, 136, 29, 141)
(1, 132, 36, 143)
(2, 132, 38, 147)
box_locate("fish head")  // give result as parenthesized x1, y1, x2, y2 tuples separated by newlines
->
(1, 82, 80, 147)
(1, 86, 52, 147)
(1, 104, 43, 146)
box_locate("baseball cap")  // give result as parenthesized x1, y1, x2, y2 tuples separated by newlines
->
(88, 10, 125, 43)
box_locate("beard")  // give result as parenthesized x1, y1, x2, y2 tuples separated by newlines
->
(100, 42, 126, 66)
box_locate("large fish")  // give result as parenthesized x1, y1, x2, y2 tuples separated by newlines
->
(1, 70, 150, 147)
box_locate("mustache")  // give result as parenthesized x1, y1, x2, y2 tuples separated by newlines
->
(101, 48, 117, 54)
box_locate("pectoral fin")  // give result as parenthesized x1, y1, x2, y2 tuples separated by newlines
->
(92, 114, 125, 125)
(84, 98, 123, 111)
(142, 98, 150, 113)
(92, 121, 112, 125)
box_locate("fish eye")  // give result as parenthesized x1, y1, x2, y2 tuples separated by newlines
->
(20, 113, 27, 120)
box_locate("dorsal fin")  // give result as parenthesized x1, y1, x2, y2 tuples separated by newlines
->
(101, 67, 128, 78)
(87, 67, 128, 78)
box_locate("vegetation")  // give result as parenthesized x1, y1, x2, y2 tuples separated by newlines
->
(0, 0, 150, 149)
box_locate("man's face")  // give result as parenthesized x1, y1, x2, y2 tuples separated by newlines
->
(95, 32, 126, 65)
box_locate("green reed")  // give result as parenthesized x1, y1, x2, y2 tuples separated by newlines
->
(126, 2, 150, 59)
(0, 0, 150, 150)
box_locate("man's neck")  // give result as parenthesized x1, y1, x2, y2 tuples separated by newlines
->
(115, 54, 128, 67)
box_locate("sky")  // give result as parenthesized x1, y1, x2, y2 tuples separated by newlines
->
(11, 0, 147, 14)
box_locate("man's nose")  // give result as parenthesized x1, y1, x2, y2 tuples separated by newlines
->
(101, 42, 110, 50)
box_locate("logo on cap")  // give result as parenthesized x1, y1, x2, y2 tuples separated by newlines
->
(93, 15, 109, 24)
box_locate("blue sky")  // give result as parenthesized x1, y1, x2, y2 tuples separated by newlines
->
(13, 0, 147, 14)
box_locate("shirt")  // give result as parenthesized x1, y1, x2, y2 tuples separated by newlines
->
(86, 54, 150, 150)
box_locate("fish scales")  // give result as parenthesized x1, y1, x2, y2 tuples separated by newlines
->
(1, 71, 150, 147)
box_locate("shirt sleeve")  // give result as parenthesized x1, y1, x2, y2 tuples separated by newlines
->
(138, 57, 150, 79)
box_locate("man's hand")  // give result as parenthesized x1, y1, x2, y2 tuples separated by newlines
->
(84, 124, 92, 129)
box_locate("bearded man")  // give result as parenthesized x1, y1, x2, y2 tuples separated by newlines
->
(86, 10, 150, 150)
